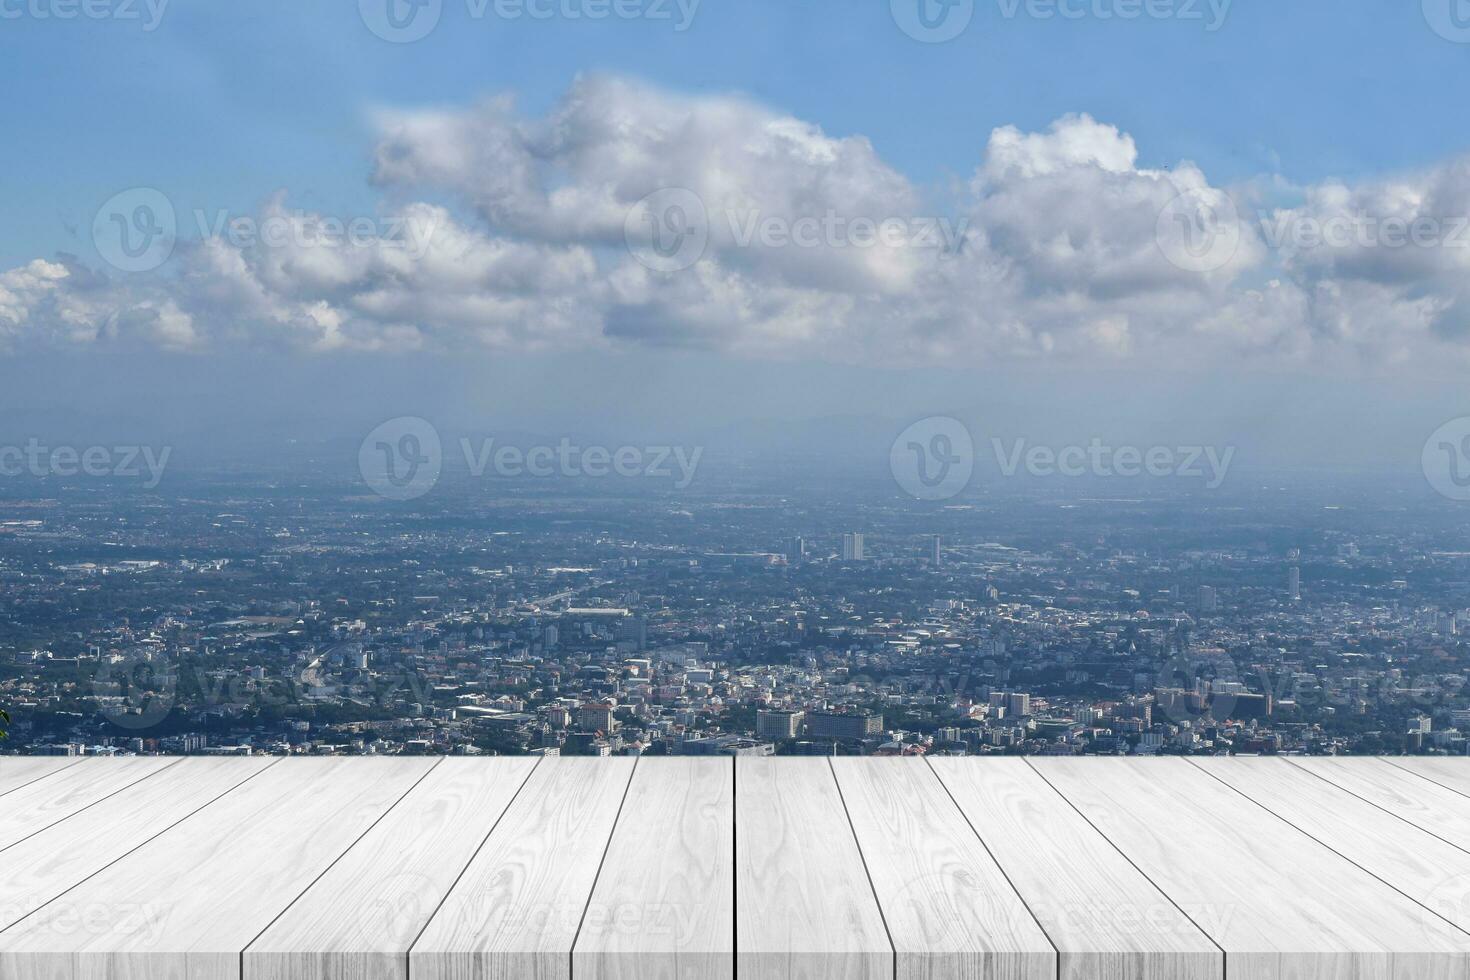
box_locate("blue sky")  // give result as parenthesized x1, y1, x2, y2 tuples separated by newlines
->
(1, 0, 1465, 269)
(5, 0, 1470, 471)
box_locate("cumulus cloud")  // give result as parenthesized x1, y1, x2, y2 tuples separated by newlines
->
(5, 74, 1470, 369)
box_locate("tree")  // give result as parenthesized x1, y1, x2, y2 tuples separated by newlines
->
(0, 707, 9, 740)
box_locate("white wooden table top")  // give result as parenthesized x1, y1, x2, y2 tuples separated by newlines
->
(0, 756, 1468, 980)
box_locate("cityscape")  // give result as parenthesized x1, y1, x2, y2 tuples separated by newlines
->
(3, 438, 1468, 760)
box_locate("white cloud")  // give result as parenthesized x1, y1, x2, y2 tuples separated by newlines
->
(6, 74, 1470, 371)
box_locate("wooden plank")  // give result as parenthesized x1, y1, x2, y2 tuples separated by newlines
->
(1034, 758, 1470, 980)
(929, 757, 1219, 980)
(1196, 758, 1470, 934)
(410, 756, 636, 980)
(0, 757, 84, 798)
(735, 757, 891, 980)
(0, 757, 437, 980)
(1393, 764, 1470, 799)
(832, 758, 1054, 980)
(0, 757, 277, 933)
(0, 757, 179, 851)
(1289, 758, 1470, 852)
(245, 757, 539, 980)
(572, 758, 735, 980)
(1393, 760, 1470, 801)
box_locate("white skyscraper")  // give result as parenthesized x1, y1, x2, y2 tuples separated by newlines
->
(842, 532, 865, 561)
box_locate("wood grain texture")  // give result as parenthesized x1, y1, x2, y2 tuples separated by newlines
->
(0, 757, 179, 851)
(0, 757, 278, 933)
(735, 757, 891, 980)
(245, 757, 540, 980)
(409, 756, 636, 980)
(0, 757, 437, 980)
(1195, 757, 1470, 935)
(832, 758, 1054, 980)
(0, 757, 84, 798)
(572, 758, 734, 980)
(1289, 758, 1470, 852)
(1034, 758, 1470, 980)
(929, 757, 1219, 980)
(1393, 760, 1470, 801)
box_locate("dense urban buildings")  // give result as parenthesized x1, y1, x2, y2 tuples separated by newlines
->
(1, 453, 1468, 759)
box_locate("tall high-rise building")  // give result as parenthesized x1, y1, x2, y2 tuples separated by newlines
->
(1198, 585, 1218, 614)
(786, 536, 805, 564)
(842, 532, 865, 561)
(928, 534, 942, 565)
(756, 709, 803, 740)
(617, 616, 647, 650)
(807, 711, 882, 740)
(578, 702, 617, 733)
(1288, 566, 1301, 602)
